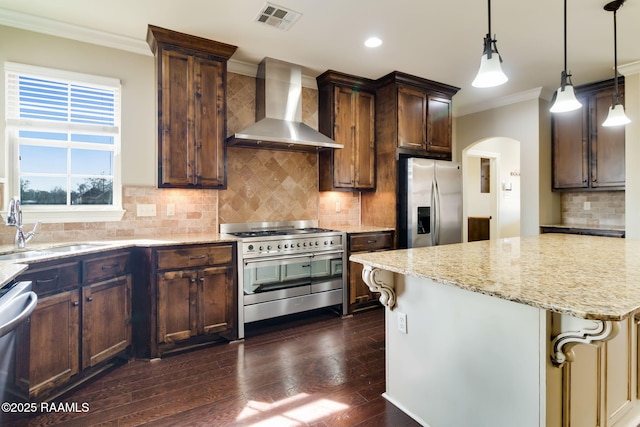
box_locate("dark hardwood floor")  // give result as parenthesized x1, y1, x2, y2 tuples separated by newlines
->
(14, 308, 421, 426)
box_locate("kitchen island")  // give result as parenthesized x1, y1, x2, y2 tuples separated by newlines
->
(350, 234, 640, 427)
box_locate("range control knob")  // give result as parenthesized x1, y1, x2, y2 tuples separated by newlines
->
(248, 244, 254, 251)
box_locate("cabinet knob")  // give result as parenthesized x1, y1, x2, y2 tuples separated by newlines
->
(72, 301, 80, 307)
(86, 297, 93, 302)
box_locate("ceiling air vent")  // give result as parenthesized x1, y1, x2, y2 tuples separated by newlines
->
(255, 3, 302, 30)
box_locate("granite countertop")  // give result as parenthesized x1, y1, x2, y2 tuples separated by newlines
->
(0, 233, 240, 286)
(350, 234, 640, 321)
(331, 225, 395, 234)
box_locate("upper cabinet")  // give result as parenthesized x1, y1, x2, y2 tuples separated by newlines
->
(147, 25, 237, 189)
(376, 72, 459, 160)
(317, 71, 376, 191)
(552, 78, 625, 191)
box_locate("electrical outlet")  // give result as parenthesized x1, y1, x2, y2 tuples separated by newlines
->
(583, 201, 591, 211)
(137, 203, 157, 217)
(167, 203, 175, 216)
(397, 312, 407, 334)
(335, 201, 341, 213)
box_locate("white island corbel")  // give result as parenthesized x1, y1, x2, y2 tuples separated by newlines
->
(351, 234, 640, 427)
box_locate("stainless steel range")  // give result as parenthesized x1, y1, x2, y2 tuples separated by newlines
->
(221, 220, 346, 338)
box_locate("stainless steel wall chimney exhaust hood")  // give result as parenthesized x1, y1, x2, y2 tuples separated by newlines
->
(226, 57, 342, 152)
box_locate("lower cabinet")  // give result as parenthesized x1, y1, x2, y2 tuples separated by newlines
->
(82, 275, 131, 369)
(14, 249, 132, 401)
(134, 243, 237, 358)
(18, 289, 81, 398)
(548, 315, 640, 427)
(347, 230, 394, 313)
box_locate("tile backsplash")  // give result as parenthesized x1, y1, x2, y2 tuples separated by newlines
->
(0, 185, 218, 245)
(561, 191, 625, 227)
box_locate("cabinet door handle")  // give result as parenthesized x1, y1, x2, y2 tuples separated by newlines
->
(101, 263, 119, 270)
(72, 301, 80, 307)
(367, 240, 378, 244)
(189, 255, 207, 260)
(86, 297, 93, 302)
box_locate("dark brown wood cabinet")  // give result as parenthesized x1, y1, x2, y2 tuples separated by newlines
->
(14, 250, 131, 401)
(552, 78, 625, 191)
(147, 25, 237, 189)
(318, 71, 376, 191)
(81, 251, 132, 370)
(134, 243, 237, 358)
(377, 71, 459, 160)
(347, 230, 394, 313)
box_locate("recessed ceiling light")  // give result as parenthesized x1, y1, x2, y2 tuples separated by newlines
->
(364, 37, 382, 48)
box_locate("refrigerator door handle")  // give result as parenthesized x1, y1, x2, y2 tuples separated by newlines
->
(434, 178, 442, 246)
(431, 179, 437, 246)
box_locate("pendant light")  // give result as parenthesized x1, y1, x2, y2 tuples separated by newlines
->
(550, 0, 582, 113)
(602, 0, 630, 127)
(472, 0, 508, 88)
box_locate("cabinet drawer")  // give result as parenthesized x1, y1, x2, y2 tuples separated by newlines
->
(156, 244, 233, 270)
(83, 251, 131, 283)
(18, 261, 81, 297)
(349, 232, 393, 252)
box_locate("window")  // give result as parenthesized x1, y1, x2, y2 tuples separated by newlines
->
(5, 62, 124, 222)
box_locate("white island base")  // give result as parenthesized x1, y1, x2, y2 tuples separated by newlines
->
(372, 270, 640, 427)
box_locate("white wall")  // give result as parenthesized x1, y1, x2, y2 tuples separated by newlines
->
(0, 25, 156, 186)
(455, 97, 561, 236)
(465, 138, 521, 239)
(621, 63, 640, 239)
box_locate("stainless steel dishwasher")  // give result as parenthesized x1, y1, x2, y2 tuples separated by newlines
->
(0, 281, 37, 417)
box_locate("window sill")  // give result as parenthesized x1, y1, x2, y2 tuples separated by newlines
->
(3, 208, 126, 224)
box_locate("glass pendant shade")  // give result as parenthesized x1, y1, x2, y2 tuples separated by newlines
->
(603, 103, 631, 127)
(472, 51, 508, 88)
(550, 85, 582, 113)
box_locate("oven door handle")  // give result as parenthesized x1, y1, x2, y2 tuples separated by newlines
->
(244, 252, 313, 266)
(243, 251, 344, 266)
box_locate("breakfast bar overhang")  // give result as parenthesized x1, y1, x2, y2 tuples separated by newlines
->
(350, 234, 640, 427)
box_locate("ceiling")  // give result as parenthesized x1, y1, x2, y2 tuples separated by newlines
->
(1, 0, 639, 116)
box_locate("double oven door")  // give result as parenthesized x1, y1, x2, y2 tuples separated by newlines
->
(243, 251, 343, 306)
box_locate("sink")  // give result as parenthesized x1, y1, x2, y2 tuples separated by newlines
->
(0, 250, 52, 260)
(47, 243, 106, 253)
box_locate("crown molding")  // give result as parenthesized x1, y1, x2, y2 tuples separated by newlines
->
(0, 7, 151, 56)
(455, 87, 544, 117)
(619, 61, 640, 76)
(0, 8, 319, 89)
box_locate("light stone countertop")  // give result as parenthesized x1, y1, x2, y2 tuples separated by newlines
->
(350, 233, 640, 321)
(0, 233, 240, 286)
(331, 225, 395, 234)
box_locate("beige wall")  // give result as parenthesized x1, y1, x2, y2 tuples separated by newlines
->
(0, 25, 156, 186)
(455, 97, 560, 236)
(621, 64, 640, 239)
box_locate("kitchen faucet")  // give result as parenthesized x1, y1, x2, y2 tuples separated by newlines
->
(6, 197, 39, 248)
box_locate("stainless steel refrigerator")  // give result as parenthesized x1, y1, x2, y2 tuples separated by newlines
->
(398, 158, 462, 248)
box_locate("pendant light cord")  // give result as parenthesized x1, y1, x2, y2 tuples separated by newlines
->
(487, 0, 492, 38)
(563, 0, 567, 74)
(613, 8, 619, 102)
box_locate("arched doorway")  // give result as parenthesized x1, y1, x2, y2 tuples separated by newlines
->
(462, 137, 521, 241)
